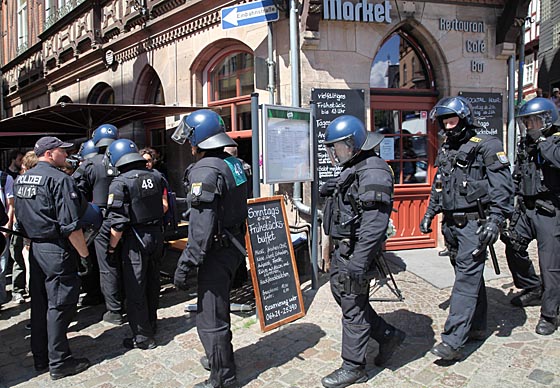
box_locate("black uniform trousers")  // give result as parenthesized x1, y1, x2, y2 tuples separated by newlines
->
(121, 226, 162, 342)
(29, 240, 81, 371)
(507, 206, 560, 319)
(197, 240, 244, 386)
(504, 206, 541, 290)
(329, 249, 392, 370)
(95, 218, 123, 312)
(441, 218, 487, 350)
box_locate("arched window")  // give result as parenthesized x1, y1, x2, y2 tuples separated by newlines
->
(370, 32, 433, 90)
(207, 51, 254, 134)
(370, 31, 436, 185)
(87, 82, 114, 104)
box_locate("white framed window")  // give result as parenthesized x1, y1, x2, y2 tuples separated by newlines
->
(17, 0, 28, 54)
(524, 56, 534, 85)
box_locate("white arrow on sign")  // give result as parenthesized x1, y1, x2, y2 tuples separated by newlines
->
(223, 7, 239, 26)
(223, 4, 278, 27)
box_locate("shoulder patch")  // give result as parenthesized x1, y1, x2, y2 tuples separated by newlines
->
(553, 132, 560, 136)
(107, 193, 114, 206)
(191, 182, 203, 196)
(496, 151, 509, 164)
(469, 137, 483, 143)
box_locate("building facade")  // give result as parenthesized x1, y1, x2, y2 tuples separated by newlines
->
(0, 0, 530, 250)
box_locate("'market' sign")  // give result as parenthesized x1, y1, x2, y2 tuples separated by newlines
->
(323, 0, 392, 23)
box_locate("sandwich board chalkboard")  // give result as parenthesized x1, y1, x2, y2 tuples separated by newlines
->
(245, 196, 306, 332)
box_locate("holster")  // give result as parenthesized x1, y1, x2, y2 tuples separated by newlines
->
(535, 199, 556, 215)
(338, 272, 369, 295)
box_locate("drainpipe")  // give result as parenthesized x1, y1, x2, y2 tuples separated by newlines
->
(289, 0, 311, 215)
(507, 54, 516, 171)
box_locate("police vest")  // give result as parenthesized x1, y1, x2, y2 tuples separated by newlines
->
(187, 155, 248, 230)
(329, 156, 393, 239)
(440, 135, 501, 211)
(120, 170, 164, 225)
(515, 133, 560, 197)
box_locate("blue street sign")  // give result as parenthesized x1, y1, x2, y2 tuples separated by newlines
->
(221, 0, 279, 30)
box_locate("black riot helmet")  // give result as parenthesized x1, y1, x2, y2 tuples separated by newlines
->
(106, 139, 146, 168)
(516, 97, 560, 138)
(171, 109, 237, 150)
(430, 96, 477, 140)
(324, 115, 384, 166)
(92, 124, 119, 148)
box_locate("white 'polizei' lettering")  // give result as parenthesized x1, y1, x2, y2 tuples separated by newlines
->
(323, 0, 392, 23)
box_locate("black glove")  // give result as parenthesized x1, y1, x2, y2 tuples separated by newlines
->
(174, 264, 190, 291)
(527, 128, 545, 143)
(476, 218, 500, 246)
(319, 179, 337, 197)
(419, 215, 433, 234)
(78, 256, 92, 277)
(106, 245, 119, 267)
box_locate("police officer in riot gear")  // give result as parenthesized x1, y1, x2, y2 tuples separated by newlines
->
(421, 96, 514, 360)
(14, 136, 91, 380)
(78, 139, 99, 160)
(172, 109, 248, 388)
(105, 139, 166, 349)
(503, 97, 560, 335)
(320, 115, 406, 388)
(73, 124, 123, 321)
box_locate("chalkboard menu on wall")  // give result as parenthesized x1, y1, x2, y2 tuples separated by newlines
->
(459, 92, 504, 140)
(245, 196, 306, 332)
(311, 89, 365, 191)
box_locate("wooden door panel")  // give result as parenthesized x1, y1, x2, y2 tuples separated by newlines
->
(371, 93, 438, 250)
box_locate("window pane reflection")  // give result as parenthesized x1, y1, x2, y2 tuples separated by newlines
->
(374, 109, 428, 184)
(370, 33, 431, 89)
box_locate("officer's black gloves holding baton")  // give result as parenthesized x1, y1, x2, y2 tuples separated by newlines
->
(173, 264, 190, 291)
(419, 214, 434, 234)
(319, 179, 337, 197)
(78, 255, 92, 277)
(476, 217, 501, 246)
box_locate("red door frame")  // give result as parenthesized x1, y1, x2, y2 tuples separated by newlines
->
(371, 92, 439, 250)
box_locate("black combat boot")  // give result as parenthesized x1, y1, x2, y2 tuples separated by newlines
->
(511, 287, 542, 307)
(193, 378, 239, 388)
(430, 342, 463, 361)
(49, 358, 90, 380)
(536, 316, 558, 335)
(321, 367, 367, 388)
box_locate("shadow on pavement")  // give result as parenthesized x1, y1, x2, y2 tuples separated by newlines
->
(364, 308, 435, 378)
(234, 322, 326, 385)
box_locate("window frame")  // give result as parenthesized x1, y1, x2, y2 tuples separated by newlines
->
(204, 49, 255, 137)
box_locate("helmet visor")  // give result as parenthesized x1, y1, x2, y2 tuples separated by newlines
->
(517, 112, 550, 133)
(326, 139, 354, 166)
(171, 119, 195, 145)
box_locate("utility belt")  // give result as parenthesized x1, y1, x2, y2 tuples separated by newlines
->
(32, 237, 69, 248)
(443, 209, 481, 227)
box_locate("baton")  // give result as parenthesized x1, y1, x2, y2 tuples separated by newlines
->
(472, 198, 500, 275)
(223, 229, 247, 257)
(0, 226, 28, 238)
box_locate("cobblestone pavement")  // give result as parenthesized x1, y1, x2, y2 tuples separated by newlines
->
(1, 241, 559, 388)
